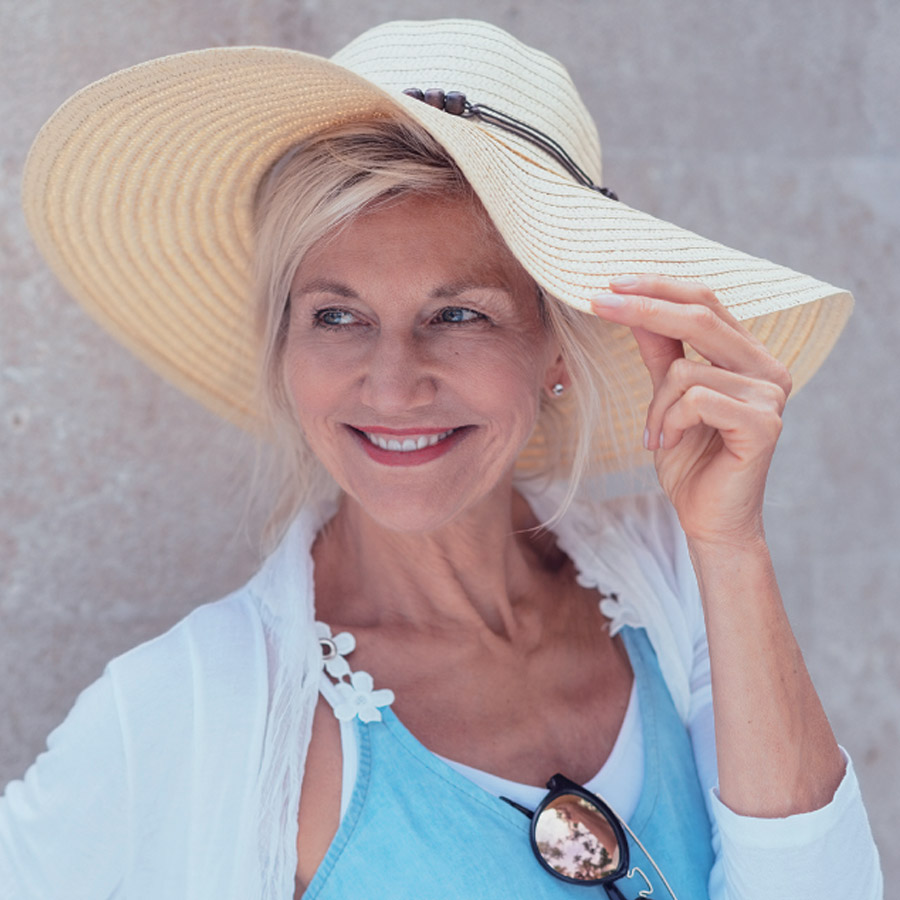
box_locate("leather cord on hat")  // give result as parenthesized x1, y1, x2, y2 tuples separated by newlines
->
(403, 87, 619, 201)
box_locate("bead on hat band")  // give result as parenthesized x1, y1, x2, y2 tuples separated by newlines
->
(402, 88, 619, 201)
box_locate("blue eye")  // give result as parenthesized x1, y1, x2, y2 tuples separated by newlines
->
(315, 308, 356, 327)
(438, 307, 484, 324)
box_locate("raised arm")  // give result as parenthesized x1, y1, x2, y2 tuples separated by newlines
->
(591, 274, 842, 817)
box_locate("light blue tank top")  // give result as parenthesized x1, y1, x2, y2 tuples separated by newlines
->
(305, 627, 714, 899)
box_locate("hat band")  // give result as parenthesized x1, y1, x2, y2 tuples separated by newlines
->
(402, 88, 618, 201)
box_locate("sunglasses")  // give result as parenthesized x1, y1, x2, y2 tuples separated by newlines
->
(502, 774, 679, 900)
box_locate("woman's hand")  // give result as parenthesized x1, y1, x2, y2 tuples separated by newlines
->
(591, 275, 793, 548)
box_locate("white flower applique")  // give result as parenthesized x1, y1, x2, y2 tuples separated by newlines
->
(316, 621, 395, 723)
(315, 621, 356, 679)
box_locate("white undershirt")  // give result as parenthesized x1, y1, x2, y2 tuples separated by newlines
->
(327, 677, 643, 823)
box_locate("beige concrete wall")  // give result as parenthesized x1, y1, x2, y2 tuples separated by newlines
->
(2, 0, 898, 883)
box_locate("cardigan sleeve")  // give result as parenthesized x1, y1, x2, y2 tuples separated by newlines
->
(0, 669, 129, 900)
(0, 590, 272, 900)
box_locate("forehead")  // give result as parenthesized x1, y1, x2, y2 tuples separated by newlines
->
(293, 192, 533, 295)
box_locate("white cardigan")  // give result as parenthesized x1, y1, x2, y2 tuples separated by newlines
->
(0, 487, 882, 899)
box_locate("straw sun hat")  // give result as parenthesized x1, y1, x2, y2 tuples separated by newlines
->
(23, 18, 851, 469)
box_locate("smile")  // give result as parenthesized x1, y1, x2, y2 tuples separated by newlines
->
(361, 429, 456, 452)
(349, 425, 468, 467)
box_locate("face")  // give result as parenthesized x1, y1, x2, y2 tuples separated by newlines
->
(283, 193, 564, 533)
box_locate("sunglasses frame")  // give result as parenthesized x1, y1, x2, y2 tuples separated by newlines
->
(503, 772, 631, 893)
(504, 771, 685, 900)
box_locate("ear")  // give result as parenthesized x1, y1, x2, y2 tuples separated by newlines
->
(544, 352, 572, 398)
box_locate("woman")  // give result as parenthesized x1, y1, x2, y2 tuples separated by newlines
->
(0, 18, 882, 900)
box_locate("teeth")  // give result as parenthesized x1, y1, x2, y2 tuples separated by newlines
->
(363, 429, 455, 452)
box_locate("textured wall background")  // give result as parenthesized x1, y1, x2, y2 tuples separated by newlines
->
(2, 0, 898, 886)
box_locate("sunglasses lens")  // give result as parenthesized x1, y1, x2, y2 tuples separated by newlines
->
(533, 793, 622, 882)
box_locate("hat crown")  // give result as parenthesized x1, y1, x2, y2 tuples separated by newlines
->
(331, 18, 604, 185)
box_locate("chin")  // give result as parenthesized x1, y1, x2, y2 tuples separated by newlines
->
(343, 475, 507, 535)
(353, 490, 470, 534)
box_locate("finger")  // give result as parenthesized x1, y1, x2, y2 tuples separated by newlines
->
(658, 384, 784, 459)
(610, 276, 732, 392)
(645, 358, 788, 450)
(591, 290, 792, 394)
(631, 325, 684, 392)
(608, 274, 742, 328)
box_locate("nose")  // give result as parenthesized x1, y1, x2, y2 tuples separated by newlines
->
(358, 330, 438, 414)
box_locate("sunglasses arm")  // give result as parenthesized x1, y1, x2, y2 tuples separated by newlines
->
(499, 796, 535, 818)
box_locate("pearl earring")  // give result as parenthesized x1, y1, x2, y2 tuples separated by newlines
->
(551, 383, 565, 397)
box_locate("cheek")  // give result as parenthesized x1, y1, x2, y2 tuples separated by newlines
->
(460, 335, 550, 428)
(281, 332, 338, 439)
(281, 336, 308, 409)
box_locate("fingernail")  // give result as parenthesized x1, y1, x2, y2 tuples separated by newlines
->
(658, 432, 665, 450)
(610, 275, 639, 287)
(643, 428, 650, 450)
(592, 292, 627, 307)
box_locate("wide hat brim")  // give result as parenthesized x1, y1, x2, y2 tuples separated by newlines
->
(22, 19, 851, 471)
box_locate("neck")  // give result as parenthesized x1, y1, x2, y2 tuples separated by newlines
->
(313, 484, 563, 642)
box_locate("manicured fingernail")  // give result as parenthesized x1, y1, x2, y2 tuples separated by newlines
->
(643, 428, 650, 450)
(658, 432, 665, 450)
(592, 292, 627, 307)
(610, 275, 639, 287)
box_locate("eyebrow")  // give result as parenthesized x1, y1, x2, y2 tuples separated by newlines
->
(430, 281, 514, 299)
(293, 278, 513, 300)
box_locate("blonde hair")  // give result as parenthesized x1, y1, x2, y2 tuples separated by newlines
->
(252, 118, 634, 540)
